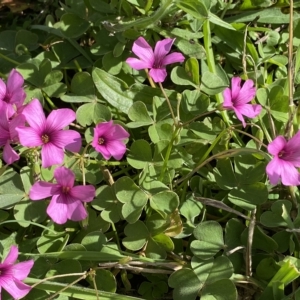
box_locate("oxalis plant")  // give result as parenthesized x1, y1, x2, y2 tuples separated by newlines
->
(0, 0, 300, 299)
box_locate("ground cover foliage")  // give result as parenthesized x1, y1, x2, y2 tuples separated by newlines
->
(1, 0, 300, 299)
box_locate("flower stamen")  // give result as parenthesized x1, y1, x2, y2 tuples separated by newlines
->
(98, 137, 105, 145)
(62, 186, 70, 194)
(41, 134, 49, 143)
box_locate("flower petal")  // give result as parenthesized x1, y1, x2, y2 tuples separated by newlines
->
(131, 37, 154, 65)
(232, 107, 247, 128)
(268, 136, 286, 156)
(9, 114, 25, 142)
(23, 99, 46, 132)
(46, 108, 75, 132)
(54, 166, 75, 187)
(153, 38, 174, 61)
(266, 157, 300, 186)
(41, 143, 64, 168)
(0, 277, 32, 299)
(223, 88, 233, 109)
(11, 260, 34, 280)
(230, 77, 242, 101)
(105, 124, 129, 141)
(235, 79, 256, 105)
(126, 57, 152, 70)
(284, 135, 300, 166)
(47, 194, 68, 224)
(94, 144, 112, 160)
(30, 181, 60, 200)
(3, 245, 18, 265)
(7, 69, 24, 92)
(66, 198, 88, 221)
(70, 185, 95, 202)
(106, 140, 127, 160)
(16, 127, 43, 147)
(51, 130, 82, 152)
(3, 142, 19, 165)
(161, 52, 185, 66)
(235, 103, 262, 119)
(149, 68, 167, 83)
(0, 78, 7, 101)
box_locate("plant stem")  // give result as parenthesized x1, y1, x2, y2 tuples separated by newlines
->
(158, 82, 177, 125)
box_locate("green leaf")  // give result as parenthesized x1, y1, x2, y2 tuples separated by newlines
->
(122, 220, 148, 250)
(200, 71, 227, 95)
(0, 169, 25, 209)
(191, 221, 224, 260)
(115, 177, 148, 223)
(71, 72, 95, 96)
(102, 52, 123, 75)
(170, 66, 198, 87)
(148, 120, 173, 143)
(176, 0, 208, 20)
(86, 269, 116, 292)
(92, 185, 122, 223)
(93, 68, 133, 113)
(150, 190, 179, 217)
(208, 12, 235, 30)
(228, 183, 268, 210)
(260, 200, 293, 228)
(202, 278, 237, 300)
(127, 140, 152, 169)
(127, 101, 153, 128)
(76, 103, 111, 126)
(185, 57, 200, 85)
(60, 13, 90, 38)
(81, 231, 107, 251)
(169, 268, 201, 300)
(182, 90, 210, 115)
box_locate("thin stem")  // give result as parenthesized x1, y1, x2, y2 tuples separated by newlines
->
(158, 82, 177, 124)
(181, 109, 217, 127)
(111, 222, 122, 251)
(145, 68, 156, 88)
(43, 92, 57, 109)
(1, 220, 57, 234)
(284, 0, 295, 139)
(46, 274, 87, 300)
(231, 128, 268, 149)
(31, 272, 87, 288)
(159, 126, 181, 182)
(0, 52, 20, 65)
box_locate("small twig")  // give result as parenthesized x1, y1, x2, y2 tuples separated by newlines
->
(254, 25, 286, 45)
(246, 209, 256, 277)
(193, 195, 251, 220)
(284, 0, 295, 139)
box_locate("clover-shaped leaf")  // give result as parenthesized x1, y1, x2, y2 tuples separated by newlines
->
(150, 190, 179, 217)
(115, 177, 148, 224)
(191, 221, 224, 260)
(92, 185, 122, 223)
(127, 140, 152, 169)
(127, 101, 153, 128)
(122, 220, 174, 259)
(260, 200, 293, 228)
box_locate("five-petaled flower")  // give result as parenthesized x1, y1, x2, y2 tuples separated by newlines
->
(0, 245, 34, 299)
(126, 37, 185, 83)
(16, 99, 81, 168)
(29, 166, 96, 224)
(0, 108, 25, 165)
(0, 69, 26, 118)
(223, 77, 261, 127)
(92, 120, 129, 160)
(266, 132, 300, 186)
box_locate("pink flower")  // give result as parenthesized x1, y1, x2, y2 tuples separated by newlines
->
(92, 120, 129, 160)
(16, 99, 81, 168)
(0, 245, 34, 299)
(126, 37, 185, 83)
(223, 77, 261, 127)
(29, 166, 96, 224)
(266, 132, 300, 186)
(0, 69, 26, 117)
(0, 108, 25, 165)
